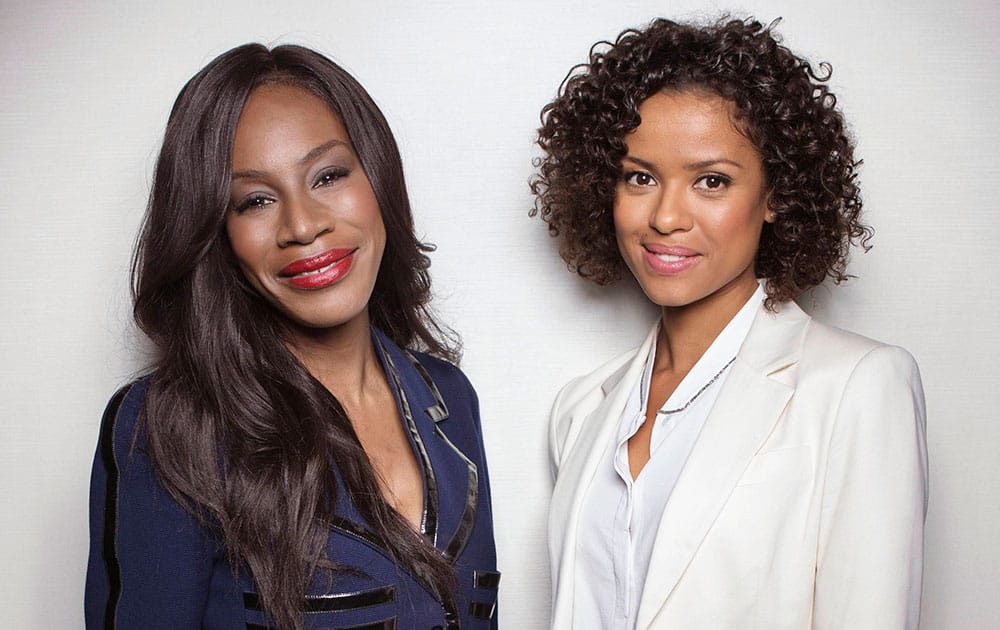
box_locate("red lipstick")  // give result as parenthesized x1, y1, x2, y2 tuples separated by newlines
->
(279, 248, 356, 290)
(642, 243, 701, 275)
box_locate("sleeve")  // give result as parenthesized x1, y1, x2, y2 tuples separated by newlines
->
(548, 386, 568, 481)
(458, 369, 500, 630)
(813, 345, 929, 630)
(85, 383, 220, 630)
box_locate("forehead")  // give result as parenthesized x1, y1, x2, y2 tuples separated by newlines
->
(232, 84, 349, 161)
(625, 89, 759, 161)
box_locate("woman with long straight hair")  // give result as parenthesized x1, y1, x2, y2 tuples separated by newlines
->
(85, 43, 498, 630)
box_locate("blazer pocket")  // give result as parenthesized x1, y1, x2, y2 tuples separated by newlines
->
(736, 446, 812, 487)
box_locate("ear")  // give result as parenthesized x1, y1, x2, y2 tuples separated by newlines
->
(763, 193, 775, 223)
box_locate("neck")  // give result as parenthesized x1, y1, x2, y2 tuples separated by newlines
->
(285, 311, 381, 403)
(655, 281, 757, 373)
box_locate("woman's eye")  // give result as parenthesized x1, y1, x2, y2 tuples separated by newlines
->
(695, 174, 731, 191)
(314, 167, 349, 188)
(234, 194, 273, 213)
(625, 171, 656, 187)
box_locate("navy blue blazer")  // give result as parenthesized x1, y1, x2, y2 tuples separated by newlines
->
(85, 329, 499, 629)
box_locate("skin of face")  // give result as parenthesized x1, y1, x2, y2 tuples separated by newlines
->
(613, 89, 774, 321)
(226, 84, 386, 334)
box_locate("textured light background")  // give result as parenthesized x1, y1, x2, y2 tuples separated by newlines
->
(1, 0, 998, 627)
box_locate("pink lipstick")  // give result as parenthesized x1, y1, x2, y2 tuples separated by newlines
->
(642, 243, 701, 275)
(279, 248, 356, 290)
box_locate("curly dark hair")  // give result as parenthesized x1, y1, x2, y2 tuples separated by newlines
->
(530, 16, 872, 305)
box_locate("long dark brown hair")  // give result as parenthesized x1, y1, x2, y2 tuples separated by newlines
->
(132, 43, 458, 629)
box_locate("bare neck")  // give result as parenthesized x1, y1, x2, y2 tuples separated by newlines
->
(655, 283, 757, 374)
(286, 312, 383, 406)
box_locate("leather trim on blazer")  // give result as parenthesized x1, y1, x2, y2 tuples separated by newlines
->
(243, 585, 396, 612)
(247, 620, 396, 630)
(394, 343, 480, 564)
(473, 569, 501, 590)
(469, 601, 497, 620)
(378, 338, 441, 543)
(96, 382, 133, 630)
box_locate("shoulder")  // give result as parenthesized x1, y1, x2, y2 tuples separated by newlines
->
(800, 318, 920, 380)
(98, 376, 153, 456)
(555, 347, 634, 412)
(548, 335, 649, 465)
(409, 350, 479, 409)
(788, 316, 924, 422)
(411, 350, 474, 392)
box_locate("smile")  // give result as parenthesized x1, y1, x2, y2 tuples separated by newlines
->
(279, 248, 357, 290)
(652, 253, 689, 262)
(642, 244, 701, 275)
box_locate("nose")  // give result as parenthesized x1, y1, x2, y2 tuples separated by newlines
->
(649, 184, 693, 235)
(277, 193, 332, 247)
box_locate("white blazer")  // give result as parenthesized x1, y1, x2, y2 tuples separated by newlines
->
(549, 299, 928, 629)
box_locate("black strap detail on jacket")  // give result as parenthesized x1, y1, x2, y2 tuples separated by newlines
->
(244, 585, 396, 613)
(469, 600, 496, 620)
(378, 340, 441, 543)
(98, 384, 131, 630)
(247, 618, 397, 630)
(473, 570, 501, 590)
(402, 349, 450, 423)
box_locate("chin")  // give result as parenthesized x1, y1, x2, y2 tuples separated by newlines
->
(634, 280, 704, 308)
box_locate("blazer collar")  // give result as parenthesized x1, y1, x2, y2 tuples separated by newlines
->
(634, 299, 811, 628)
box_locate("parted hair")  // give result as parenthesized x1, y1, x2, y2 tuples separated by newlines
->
(530, 17, 872, 305)
(132, 43, 457, 629)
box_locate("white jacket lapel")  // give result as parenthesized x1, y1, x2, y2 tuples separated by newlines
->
(635, 301, 810, 629)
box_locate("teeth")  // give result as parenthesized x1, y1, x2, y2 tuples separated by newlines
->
(654, 254, 688, 262)
(297, 260, 337, 276)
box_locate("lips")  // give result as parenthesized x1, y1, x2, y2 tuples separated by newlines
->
(278, 248, 356, 289)
(642, 243, 701, 275)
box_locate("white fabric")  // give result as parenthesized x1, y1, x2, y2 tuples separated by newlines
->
(548, 298, 928, 630)
(573, 285, 763, 629)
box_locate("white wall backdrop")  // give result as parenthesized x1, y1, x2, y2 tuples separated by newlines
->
(2, 0, 998, 627)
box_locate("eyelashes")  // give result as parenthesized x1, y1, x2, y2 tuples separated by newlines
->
(621, 170, 733, 191)
(623, 170, 656, 186)
(694, 174, 732, 190)
(313, 166, 349, 188)
(234, 194, 273, 213)
(231, 166, 352, 213)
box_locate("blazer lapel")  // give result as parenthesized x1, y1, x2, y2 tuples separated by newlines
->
(635, 301, 810, 629)
(551, 324, 659, 627)
(373, 331, 479, 561)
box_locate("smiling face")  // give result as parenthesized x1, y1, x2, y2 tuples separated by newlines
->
(614, 89, 773, 320)
(225, 83, 385, 333)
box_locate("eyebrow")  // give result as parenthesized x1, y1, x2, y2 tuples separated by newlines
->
(622, 155, 745, 170)
(231, 139, 349, 181)
(299, 139, 348, 166)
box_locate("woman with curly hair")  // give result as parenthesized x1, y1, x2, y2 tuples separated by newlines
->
(533, 17, 927, 629)
(85, 44, 499, 629)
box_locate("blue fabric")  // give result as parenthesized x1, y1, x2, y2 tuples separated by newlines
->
(85, 330, 499, 629)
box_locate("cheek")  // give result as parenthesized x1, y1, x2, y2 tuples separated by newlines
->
(715, 202, 766, 249)
(355, 187, 386, 255)
(224, 216, 269, 275)
(373, 216, 387, 261)
(612, 199, 637, 244)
